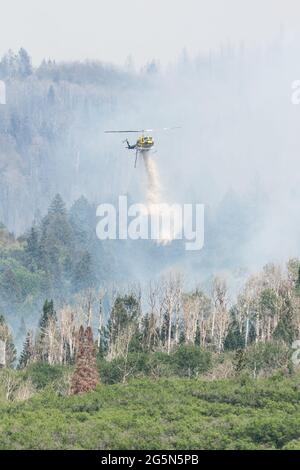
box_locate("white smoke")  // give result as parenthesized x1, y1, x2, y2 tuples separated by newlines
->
(142, 152, 161, 205)
(142, 151, 181, 244)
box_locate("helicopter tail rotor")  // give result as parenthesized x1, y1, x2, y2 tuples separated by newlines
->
(123, 139, 130, 149)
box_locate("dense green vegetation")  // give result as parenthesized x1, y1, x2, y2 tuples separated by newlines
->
(0, 194, 115, 330)
(0, 225, 299, 450)
(1, 374, 300, 450)
(0, 340, 298, 450)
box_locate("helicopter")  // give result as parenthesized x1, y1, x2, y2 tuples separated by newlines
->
(104, 127, 180, 168)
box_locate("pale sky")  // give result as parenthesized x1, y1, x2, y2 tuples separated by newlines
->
(1, 0, 300, 66)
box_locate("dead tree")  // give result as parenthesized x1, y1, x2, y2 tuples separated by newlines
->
(71, 326, 99, 394)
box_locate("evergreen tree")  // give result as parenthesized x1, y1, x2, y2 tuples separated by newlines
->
(69, 196, 94, 248)
(39, 299, 56, 330)
(72, 251, 94, 291)
(195, 323, 201, 346)
(107, 294, 140, 346)
(18, 48, 32, 77)
(48, 193, 67, 217)
(273, 307, 297, 344)
(0, 268, 22, 304)
(0, 49, 18, 78)
(39, 194, 73, 289)
(18, 330, 34, 369)
(224, 319, 244, 350)
(25, 226, 40, 271)
(71, 326, 99, 394)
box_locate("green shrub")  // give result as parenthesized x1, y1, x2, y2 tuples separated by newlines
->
(171, 345, 212, 377)
(25, 363, 65, 390)
(98, 348, 212, 383)
(283, 439, 300, 450)
(243, 341, 291, 377)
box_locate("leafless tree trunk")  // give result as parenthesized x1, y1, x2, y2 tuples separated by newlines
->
(97, 288, 106, 350)
(211, 276, 228, 352)
(161, 273, 183, 354)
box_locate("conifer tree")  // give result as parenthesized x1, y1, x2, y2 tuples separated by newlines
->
(72, 251, 94, 292)
(39, 194, 73, 286)
(25, 226, 40, 271)
(273, 306, 297, 344)
(18, 330, 35, 369)
(18, 48, 32, 77)
(39, 299, 56, 330)
(71, 326, 99, 394)
(224, 319, 244, 351)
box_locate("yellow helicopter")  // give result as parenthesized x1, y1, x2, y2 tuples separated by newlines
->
(104, 127, 180, 167)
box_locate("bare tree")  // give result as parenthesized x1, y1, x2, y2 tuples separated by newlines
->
(58, 305, 77, 364)
(0, 370, 21, 401)
(74, 288, 96, 328)
(96, 288, 106, 351)
(161, 272, 183, 354)
(182, 288, 212, 347)
(71, 326, 99, 394)
(144, 281, 161, 350)
(211, 276, 229, 352)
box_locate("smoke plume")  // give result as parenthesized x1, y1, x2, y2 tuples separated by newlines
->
(142, 151, 181, 244)
(142, 152, 161, 206)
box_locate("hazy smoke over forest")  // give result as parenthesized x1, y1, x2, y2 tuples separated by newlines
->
(0, 33, 300, 289)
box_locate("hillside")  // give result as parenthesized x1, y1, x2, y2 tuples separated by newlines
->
(1, 375, 300, 450)
(1, 1, 300, 457)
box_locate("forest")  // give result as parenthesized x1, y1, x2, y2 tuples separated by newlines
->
(1, 189, 300, 373)
(1, 43, 300, 450)
(1, 190, 300, 450)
